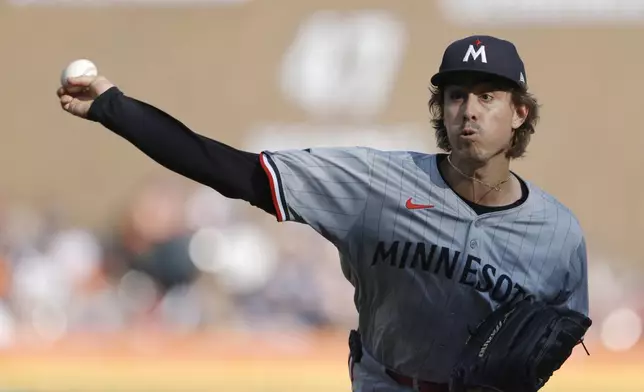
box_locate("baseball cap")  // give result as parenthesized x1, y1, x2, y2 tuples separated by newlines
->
(430, 35, 527, 89)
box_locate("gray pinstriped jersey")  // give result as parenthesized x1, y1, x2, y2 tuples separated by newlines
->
(259, 147, 589, 383)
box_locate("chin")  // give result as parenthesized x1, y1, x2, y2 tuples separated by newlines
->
(457, 146, 510, 165)
(453, 143, 486, 161)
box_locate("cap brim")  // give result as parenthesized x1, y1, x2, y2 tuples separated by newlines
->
(430, 69, 523, 89)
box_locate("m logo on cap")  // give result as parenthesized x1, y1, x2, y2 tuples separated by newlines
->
(463, 44, 487, 64)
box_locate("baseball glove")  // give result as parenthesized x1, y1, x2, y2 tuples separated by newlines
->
(449, 297, 592, 392)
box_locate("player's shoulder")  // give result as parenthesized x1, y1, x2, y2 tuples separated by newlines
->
(524, 180, 584, 233)
(265, 145, 372, 158)
(264, 146, 434, 163)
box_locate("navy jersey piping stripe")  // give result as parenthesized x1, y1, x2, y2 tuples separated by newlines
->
(259, 152, 290, 222)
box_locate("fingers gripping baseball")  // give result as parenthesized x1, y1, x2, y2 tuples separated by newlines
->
(57, 60, 115, 119)
(58, 75, 114, 118)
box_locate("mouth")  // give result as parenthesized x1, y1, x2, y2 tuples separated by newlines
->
(460, 128, 477, 137)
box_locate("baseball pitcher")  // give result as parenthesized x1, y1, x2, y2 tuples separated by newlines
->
(56, 35, 591, 392)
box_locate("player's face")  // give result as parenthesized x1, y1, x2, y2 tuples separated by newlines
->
(442, 79, 527, 162)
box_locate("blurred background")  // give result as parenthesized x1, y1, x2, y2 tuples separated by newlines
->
(0, 0, 643, 391)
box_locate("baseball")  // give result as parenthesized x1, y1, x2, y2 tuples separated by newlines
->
(60, 59, 98, 87)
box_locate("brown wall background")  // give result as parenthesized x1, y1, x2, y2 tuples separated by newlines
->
(0, 1, 642, 267)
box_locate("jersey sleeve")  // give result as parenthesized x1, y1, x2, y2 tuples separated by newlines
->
(559, 237, 590, 316)
(259, 147, 374, 246)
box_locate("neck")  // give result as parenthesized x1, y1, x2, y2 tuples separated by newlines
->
(442, 152, 520, 206)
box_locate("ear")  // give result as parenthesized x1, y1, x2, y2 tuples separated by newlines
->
(512, 104, 528, 129)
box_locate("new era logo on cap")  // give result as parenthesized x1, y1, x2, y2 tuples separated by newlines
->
(431, 35, 527, 89)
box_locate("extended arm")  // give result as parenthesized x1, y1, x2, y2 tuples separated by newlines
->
(85, 86, 275, 215)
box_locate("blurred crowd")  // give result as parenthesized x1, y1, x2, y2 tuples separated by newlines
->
(0, 174, 641, 353)
(0, 174, 358, 347)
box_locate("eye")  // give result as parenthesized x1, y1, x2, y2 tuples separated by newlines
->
(480, 93, 494, 102)
(449, 90, 466, 101)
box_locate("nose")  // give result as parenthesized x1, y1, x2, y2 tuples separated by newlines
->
(462, 93, 479, 122)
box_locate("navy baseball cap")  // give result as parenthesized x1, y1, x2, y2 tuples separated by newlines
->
(430, 35, 527, 89)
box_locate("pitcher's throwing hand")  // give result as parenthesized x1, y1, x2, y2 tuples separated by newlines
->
(57, 75, 114, 119)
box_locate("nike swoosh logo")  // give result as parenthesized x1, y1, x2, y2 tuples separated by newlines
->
(405, 197, 434, 210)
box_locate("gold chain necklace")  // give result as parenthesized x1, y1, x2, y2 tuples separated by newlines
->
(447, 154, 511, 192)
